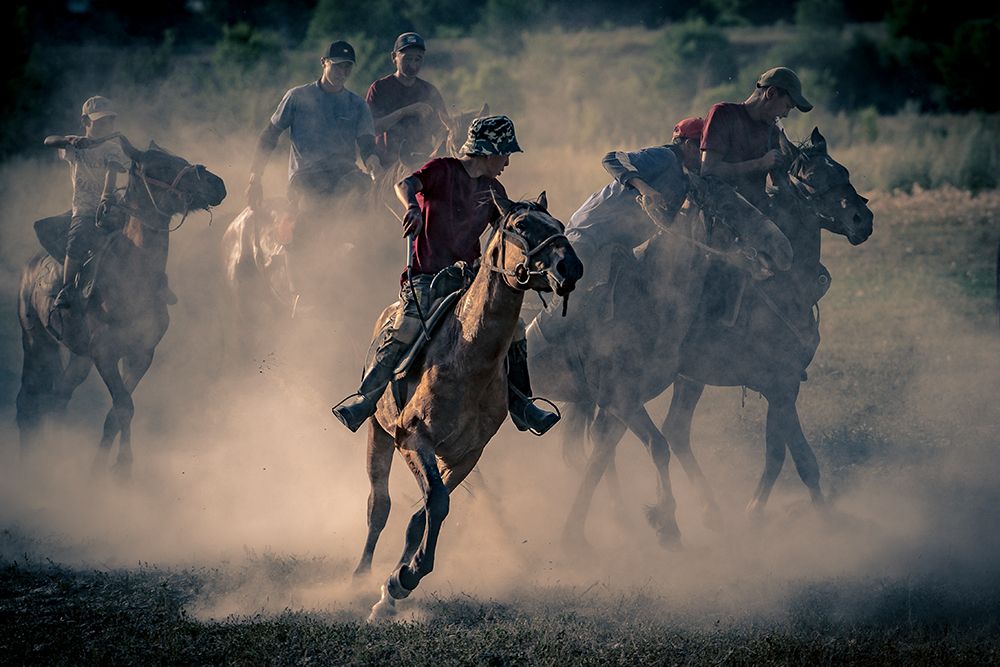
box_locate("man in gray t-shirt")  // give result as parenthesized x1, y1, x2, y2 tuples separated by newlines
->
(247, 40, 380, 212)
(246, 40, 381, 301)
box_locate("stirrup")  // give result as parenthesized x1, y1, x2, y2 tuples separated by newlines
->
(332, 392, 375, 432)
(511, 393, 562, 436)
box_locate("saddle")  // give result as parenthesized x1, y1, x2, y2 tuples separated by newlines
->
(364, 264, 473, 414)
(33, 211, 116, 303)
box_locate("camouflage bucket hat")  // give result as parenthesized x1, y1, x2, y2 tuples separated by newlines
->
(460, 115, 523, 156)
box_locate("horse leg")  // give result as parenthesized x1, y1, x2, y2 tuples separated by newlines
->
(560, 401, 592, 471)
(561, 407, 626, 550)
(620, 406, 682, 550)
(16, 326, 63, 454)
(91, 349, 133, 479)
(382, 445, 449, 602)
(661, 378, 722, 531)
(370, 447, 480, 622)
(354, 420, 395, 578)
(745, 396, 789, 519)
(109, 350, 155, 476)
(52, 354, 91, 416)
(774, 393, 826, 510)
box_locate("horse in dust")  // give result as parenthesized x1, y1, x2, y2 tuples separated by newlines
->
(220, 104, 491, 356)
(16, 136, 226, 476)
(561, 127, 874, 536)
(526, 174, 792, 549)
(354, 192, 582, 622)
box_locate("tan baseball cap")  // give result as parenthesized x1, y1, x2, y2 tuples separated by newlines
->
(81, 96, 117, 121)
(756, 67, 812, 112)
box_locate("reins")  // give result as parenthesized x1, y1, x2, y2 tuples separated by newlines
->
(484, 205, 572, 316)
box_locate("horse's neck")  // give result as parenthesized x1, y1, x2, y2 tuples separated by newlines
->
(455, 253, 524, 367)
(123, 213, 170, 277)
(775, 190, 821, 273)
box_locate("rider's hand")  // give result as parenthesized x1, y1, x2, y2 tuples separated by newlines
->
(409, 102, 434, 120)
(638, 192, 666, 213)
(365, 154, 382, 180)
(246, 173, 263, 210)
(759, 149, 783, 172)
(68, 136, 94, 150)
(402, 205, 424, 237)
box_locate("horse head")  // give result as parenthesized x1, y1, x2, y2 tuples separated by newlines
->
(778, 128, 873, 246)
(119, 135, 227, 223)
(489, 190, 583, 298)
(688, 172, 793, 278)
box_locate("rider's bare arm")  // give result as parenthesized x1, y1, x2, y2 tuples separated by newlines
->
(249, 122, 282, 180)
(44, 135, 74, 148)
(701, 149, 781, 179)
(395, 175, 424, 237)
(372, 103, 433, 133)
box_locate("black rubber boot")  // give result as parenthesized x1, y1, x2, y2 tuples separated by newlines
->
(333, 338, 408, 432)
(506, 339, 559, 435)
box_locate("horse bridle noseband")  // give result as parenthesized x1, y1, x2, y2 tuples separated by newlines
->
(128, 160, 206, 232)
(486, 207, 568, 289)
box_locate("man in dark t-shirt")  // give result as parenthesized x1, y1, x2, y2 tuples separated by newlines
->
(333, 115, 560, 436)
(701, 66, 812, 209)
(366, 32, 448, 171)
(701, 67, 812, 325)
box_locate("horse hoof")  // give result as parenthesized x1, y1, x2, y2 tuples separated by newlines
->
(367, 584, 397, 623)
(645, 507, 682, 551)
(352, 563, 371, 580)
(702, 504, 724, 532)
(560, 528, 594, 556)
(111, 463, 132, 482)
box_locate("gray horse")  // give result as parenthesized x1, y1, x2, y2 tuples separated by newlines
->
(527, 174, 792, 549)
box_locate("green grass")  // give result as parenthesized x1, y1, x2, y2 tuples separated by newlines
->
(3, 557, 999, 665)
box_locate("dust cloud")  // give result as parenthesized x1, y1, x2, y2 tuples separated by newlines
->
(1, 59, 998, 629)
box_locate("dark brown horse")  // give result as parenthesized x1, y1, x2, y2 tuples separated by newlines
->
(526, 174, 792, 549)
(356, 192, 582, 621)
(660, 127, 874, 519)
(561, 127, 873, 532)
(16, 137, 226, 476)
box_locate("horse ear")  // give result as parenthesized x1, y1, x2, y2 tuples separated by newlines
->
(118, 135, 142, 161)
(776, 129, 798, 158)
(535, 191, 548, 210)
(492, 189, 514, 215)
(480, 102, 489, 116)
(810, 127, 827, 153)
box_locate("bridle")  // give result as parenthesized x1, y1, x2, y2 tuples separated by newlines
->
(486, 205, 569, 289)
(126, 159, 206, 232)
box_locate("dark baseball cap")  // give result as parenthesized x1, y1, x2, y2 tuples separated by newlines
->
(757, 67, 812, 112)
(324, 40, 356, 64)
(393, 32, 425, 53)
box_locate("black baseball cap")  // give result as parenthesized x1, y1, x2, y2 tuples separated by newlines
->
(325, 40, 356, 64)
(393, 32, 425, 53)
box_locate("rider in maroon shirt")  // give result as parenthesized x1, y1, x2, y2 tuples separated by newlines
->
(366, 32, 448, 171)
(333, 115, 560, 436)
(701, 66, 812, 210)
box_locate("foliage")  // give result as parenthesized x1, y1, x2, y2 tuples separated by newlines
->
(657, 20, 739, 96)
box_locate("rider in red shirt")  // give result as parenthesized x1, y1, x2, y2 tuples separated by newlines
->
(701, 66, 812, 210)
(333, 115, 560, 435)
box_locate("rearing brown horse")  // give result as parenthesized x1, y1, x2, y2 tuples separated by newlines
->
(16, 137, 226, 476)
(357, 192, 582, 622)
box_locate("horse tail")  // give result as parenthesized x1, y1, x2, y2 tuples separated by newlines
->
(560, 400, 596, 470)
(16, 255, 63, 449)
